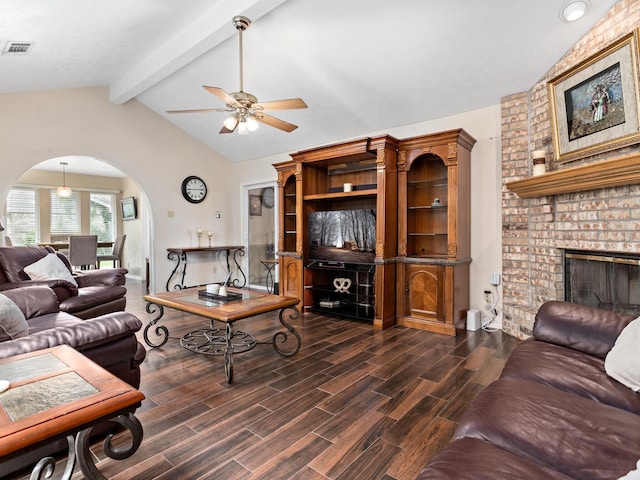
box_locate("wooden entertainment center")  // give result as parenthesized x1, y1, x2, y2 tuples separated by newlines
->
(274, 129, 475, 334)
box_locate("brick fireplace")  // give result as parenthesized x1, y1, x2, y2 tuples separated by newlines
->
(500, 0, 640, 339)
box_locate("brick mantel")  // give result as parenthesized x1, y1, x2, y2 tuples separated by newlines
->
(506, 152, 640, 198)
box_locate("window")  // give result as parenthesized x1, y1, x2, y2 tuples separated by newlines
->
(5, 188, 38, 245)
(50, 190, 81, 236)
(90, 193, 115, 251)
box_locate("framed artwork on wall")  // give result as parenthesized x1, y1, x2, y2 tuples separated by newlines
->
(548, 29, 640, 164)
(249, 194, 262, 216)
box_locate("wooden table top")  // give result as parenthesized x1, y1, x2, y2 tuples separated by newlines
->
(0, 345, 144, 457)
(144, 287, 299, 323)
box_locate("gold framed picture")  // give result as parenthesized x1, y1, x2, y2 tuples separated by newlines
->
(548, 29, 640, 164)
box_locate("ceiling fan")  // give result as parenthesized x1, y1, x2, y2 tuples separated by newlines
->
(167, 15, 307, 135)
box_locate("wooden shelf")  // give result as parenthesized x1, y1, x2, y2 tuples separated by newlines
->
(303, 189, 377, 201)
(408, 205, 447, 210)
(506, 152, 640, 198)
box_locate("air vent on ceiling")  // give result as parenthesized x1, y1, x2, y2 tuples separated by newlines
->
(3, 42, 33, 55)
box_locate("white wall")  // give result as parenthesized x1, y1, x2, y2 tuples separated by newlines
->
(0, 87, 233, 292)
(232, 105, 503, 320)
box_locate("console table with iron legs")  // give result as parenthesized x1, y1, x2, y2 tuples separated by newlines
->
(143, 288, 300, 383)
(165, 246, 246, 291)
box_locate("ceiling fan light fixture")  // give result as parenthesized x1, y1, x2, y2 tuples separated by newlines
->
(246, 116, 259, 132)
(223, 115, 239, 130)
(237, 120, 250, 135)
(561, 0, 589, 22)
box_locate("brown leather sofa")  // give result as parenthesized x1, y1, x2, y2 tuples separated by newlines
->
(0, 246, 127, 319)
(418, 301, 640, 480)
(0, 285, 146, 476)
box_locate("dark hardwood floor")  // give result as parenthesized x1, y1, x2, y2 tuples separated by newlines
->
(15, 279, 519, 480)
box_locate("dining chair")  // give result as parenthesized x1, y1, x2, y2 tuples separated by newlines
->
(96, 234, 126, 268)
(69, 235, 98, 270)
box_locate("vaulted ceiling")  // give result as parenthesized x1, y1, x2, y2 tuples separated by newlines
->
(1, 0, 620, 163)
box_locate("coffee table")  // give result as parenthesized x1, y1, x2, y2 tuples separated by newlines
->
(0, 345, 144, 480)
(143, 288, 300, 382)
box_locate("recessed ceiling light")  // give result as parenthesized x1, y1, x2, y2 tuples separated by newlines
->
(561, 1, 589, 22)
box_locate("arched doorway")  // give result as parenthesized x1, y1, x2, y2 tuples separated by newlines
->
(3, 155, 152, 288)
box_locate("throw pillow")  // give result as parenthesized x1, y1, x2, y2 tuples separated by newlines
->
(605, 317, 640, 392)
(23, 253, 78, 287)
(0, 293, 28, 342)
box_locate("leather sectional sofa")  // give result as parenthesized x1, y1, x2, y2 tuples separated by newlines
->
(418, 301, 640, 480)
(0, 245, 128, 319)
(0, 284, 145, 386)
(0, 264, 146, 475)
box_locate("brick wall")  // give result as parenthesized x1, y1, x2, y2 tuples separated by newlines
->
(501, 0, 640, 339)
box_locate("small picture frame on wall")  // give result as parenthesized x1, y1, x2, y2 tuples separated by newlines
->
(548, 29, 640, 164)
(249, 194, 262, 216)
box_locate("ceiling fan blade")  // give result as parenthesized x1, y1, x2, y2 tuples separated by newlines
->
(256, 113, 298, 132)
(166, 108, 230, 114)
(219, 125, 236, 134)
(203, 86, 241, 107)
(253, 98, 307, 111)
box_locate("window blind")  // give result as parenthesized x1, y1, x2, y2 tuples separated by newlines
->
(90, 192, 115, 245)
(6, 188, 38, 245)
(50, 190, 81, 235)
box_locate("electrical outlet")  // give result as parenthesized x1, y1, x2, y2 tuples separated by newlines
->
(490, 273, 501, 286)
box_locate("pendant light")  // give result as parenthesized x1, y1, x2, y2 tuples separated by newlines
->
(56, 162, 72, 197)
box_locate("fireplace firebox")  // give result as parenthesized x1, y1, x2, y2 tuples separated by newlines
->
(564, 250, 640, 315)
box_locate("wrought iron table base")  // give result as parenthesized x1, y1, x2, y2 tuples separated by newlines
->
(144, 303, 300, 383)
(166, 247, 246, 291)
(260, 259, 278, 294)
(180, 306, 300, 383)
(28, 413, 143, 480)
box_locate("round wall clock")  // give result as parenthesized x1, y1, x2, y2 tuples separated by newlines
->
(262, 187, 275, 208)
(181, 176, 207, 204)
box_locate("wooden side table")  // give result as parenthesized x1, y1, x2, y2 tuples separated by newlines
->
(0, 345, 144, 480)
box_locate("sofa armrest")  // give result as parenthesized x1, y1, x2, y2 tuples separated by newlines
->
(0, 285, 59, 319)
(534, 301, 636, 358)
(0, 312, 142, 360)
(74, 268, 128, 287)
(0, 278, 78, 295)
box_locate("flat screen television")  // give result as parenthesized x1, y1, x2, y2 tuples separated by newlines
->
(308, 209, 376, 264)
(120, 196, 137, 221)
